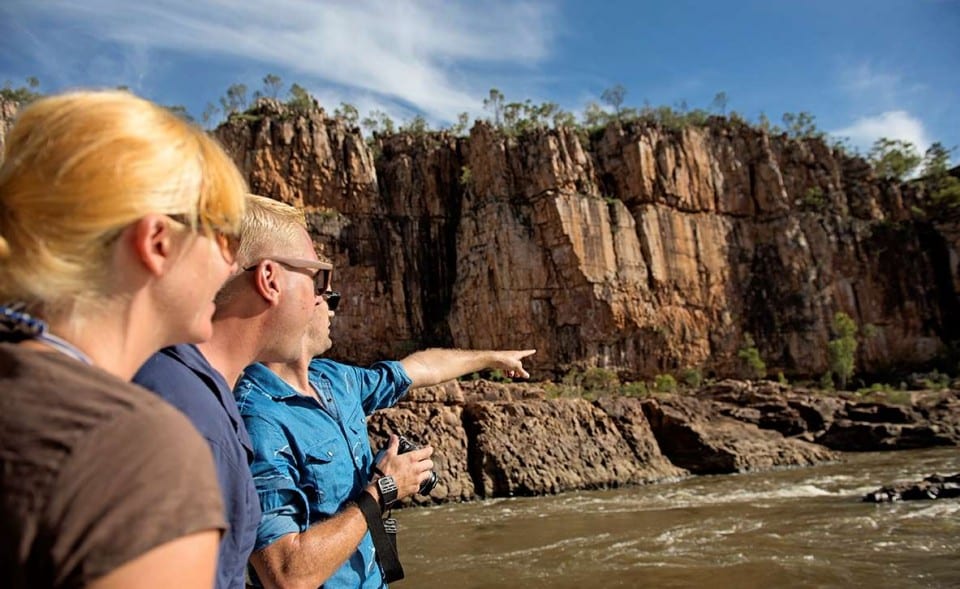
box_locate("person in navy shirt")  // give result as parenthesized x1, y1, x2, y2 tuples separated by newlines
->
(236, 264, 535, 589)
(134, 194, 331, 589)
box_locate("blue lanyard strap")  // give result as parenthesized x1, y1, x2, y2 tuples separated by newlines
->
(0, 304, 94, 365)
(0, 304, 45, 340)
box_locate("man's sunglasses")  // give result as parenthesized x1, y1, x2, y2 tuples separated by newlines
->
(244, 256, 340, 311)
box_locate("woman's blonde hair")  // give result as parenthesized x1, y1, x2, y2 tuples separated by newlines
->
(0, 90, 247, 310)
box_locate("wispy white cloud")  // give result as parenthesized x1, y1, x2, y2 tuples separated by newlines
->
(309, 86, 418, 130)
(831, 60, 935, 155)
(840, 62, 901, 105)
(838, 61, 925, 106)
(830, 110, 932, 154)
(14, 0, 556, 122)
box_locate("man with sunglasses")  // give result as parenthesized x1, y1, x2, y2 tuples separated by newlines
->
(132, 195, 346, 589)
(235, 263, 536, 589)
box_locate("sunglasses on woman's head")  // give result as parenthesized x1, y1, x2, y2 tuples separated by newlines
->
(165, 214, 240, 265)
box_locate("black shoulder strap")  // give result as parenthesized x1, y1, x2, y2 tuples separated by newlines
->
(356, 492, 405, 583)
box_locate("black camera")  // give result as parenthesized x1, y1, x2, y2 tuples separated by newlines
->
(397, 435, 439, 496)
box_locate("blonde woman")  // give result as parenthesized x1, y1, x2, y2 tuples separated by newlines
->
(0, 91, 246, 589)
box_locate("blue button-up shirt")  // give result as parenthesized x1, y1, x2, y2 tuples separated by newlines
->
(134, 344, 261, 589)
(234, 359, 412, 589)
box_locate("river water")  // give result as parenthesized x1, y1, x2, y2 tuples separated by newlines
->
(396, 448, 959, 588)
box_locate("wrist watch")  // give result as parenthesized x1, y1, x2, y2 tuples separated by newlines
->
(376, 475, 398, 509)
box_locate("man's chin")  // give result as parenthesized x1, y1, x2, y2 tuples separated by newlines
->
(311, 337, 333, 356)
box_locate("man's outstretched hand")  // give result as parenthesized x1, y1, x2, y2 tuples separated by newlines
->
(484, 349, 536, 379)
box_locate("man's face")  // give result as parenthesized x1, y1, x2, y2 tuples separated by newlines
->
(305, 291, 335, 358)
(266, 227, 324, 362)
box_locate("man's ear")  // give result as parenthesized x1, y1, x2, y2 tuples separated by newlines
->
(129, 214, 176, 277)
(250, 260, 283, 306)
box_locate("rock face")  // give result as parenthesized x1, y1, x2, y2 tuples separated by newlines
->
(700, 380, 960, 452)
(0, 97, 20, 159)
(366, 380, 958, 504)
(462, 397, 679, 497)
(0, 98, 955, 378)
(210, 101, 958, 380)
(639, 396, 835, 474)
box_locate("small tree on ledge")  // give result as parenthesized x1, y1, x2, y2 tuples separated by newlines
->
(827, 312, 858, 390)
(738, 333, 767, 380)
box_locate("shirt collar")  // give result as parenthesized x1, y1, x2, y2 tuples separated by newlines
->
(241, 362, 302, 401)
(161, 344, 226, 383)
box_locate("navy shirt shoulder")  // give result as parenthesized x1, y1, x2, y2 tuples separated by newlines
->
(134, 344, 261, 589)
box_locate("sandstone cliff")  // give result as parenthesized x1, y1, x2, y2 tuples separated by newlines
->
(0, 98, 19, 159)
(1, 97, 955, 379)
(213, 100, 957, 380)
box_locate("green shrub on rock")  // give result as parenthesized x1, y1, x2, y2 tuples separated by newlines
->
(581, 367, 620, 393)
(654, 374, 677, 393)
(738, 333, 767, 379)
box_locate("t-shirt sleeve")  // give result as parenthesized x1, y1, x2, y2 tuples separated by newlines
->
(43, 402, 227, 587)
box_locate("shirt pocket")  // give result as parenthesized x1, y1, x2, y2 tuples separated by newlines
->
(342, 403, 373, 470)
(300, 435, 350, 517)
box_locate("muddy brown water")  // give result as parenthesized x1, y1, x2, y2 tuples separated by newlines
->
(396, 448, 960, 588)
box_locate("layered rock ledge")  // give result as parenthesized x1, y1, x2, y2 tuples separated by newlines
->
(366, 380, 960, 505)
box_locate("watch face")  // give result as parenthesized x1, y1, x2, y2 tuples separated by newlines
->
(378, 475, 398, 507)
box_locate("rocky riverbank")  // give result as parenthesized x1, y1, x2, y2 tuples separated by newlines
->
(367, 379, 960, 505)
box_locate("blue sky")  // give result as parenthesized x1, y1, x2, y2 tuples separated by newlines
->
(1, 0, 957, 157)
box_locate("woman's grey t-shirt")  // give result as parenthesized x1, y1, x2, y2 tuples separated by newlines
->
(0, 344, 226, 588)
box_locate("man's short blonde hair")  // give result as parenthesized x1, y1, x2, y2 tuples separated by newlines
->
(235, 194, 308, 269)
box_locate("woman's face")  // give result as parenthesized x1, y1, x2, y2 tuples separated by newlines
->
(161, 223, 238, 344)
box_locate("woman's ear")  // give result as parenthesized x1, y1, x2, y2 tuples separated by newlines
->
(129, 214, 176, 276)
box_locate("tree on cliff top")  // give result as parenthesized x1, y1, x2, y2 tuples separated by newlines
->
(710, 92, 728, 115)
(868, 137, 922, 180)
(483, 88, 505, 127)
(361, 109, 396, 136)
(219, 83, 248, 117)
(1, 76, 41, 104)
(400, 114, 431, 135)
(582, 101, 611, 130)
(921, 142, 960, 208)
(262, 73, 283, 99)
(334, 102, 359, 127)
(449, 112, 471, 136)
(601, 84, 626, 121)
(287, 83, 315, 112)
(781, 111, 823, 140)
